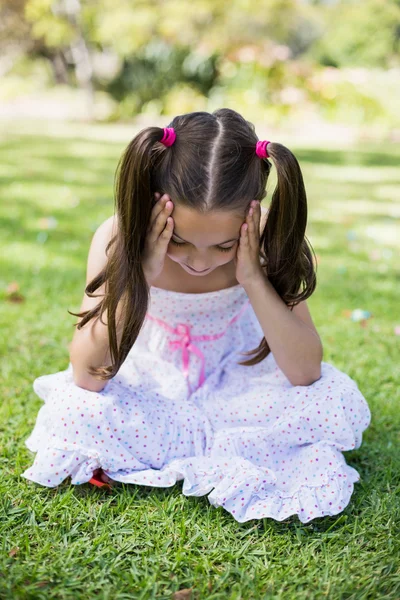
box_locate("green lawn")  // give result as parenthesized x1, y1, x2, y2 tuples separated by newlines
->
(1, 120, 399, 599)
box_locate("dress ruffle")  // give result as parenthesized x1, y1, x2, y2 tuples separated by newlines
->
(22, 436, 359, 524)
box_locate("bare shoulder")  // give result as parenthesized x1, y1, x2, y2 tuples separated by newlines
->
(85, 215, 118, 283)
(72, 214, 119, 319)
(94, 214, 118, 247)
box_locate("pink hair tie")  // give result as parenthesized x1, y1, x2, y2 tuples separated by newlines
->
(256, 140, 271, 159)
(160, 127, 176, 147)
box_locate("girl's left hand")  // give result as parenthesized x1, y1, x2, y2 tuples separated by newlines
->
(234, 200, 265, 287)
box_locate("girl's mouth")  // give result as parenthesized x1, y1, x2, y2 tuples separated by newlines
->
(184, 264, 210, 273)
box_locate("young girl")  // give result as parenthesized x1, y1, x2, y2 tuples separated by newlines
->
(22, 108, 371, 524)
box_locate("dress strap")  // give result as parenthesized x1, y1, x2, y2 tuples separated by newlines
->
(145, 300, 251, 395)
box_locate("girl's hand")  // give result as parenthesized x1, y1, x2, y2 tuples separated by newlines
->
(234, 200, 265, 287)
(142, 192, 174, 286)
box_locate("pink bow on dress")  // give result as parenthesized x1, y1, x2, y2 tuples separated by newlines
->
(168, 323, 206, 394)
(145, 300, 250, 395)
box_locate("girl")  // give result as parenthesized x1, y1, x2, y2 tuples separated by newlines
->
(22, 108, 371, 524)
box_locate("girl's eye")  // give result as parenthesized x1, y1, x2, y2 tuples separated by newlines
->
(170, 239, 235, 253)
(216, 245, 235, 253)
(169, 239, 186, 247)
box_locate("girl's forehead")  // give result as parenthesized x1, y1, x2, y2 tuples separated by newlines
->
(173, 204, 244, 223)
(171, 206, 243, 231)
(171, 205, 244, 243)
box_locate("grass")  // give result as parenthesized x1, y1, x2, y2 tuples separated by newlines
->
(1, 119, 399, 599)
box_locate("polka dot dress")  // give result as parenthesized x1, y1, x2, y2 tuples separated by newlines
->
(22, 283, 371, 524)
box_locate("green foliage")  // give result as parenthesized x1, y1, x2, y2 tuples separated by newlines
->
(311, 0, 400, 68)
(2, 0, 400, 124)
(24, 0, 77, 47)
(104, 41, 218, 117)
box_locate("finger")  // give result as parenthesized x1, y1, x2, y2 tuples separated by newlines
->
(151, 192, 161, 209)
(248, 202, 260, 248)
(148, 197, 173, 240)
(252, 200, 261, 222)
(156, 201, 173, 236)
(149, 194, 170, 228)
(247, 206, 256, 235)
(250, 200, 261, 221)
(240, 223, 249, 247)
(255, 201, 262, 226)
(159, 216, 174, 246)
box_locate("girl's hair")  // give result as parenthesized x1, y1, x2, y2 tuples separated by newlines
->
(69, 108, 317, 380)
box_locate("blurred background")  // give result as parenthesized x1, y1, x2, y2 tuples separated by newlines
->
(0, 0, 399, 139)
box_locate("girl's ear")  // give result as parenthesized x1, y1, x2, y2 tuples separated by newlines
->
(152, 191, 161, 206)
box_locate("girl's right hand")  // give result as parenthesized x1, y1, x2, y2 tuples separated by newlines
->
(142, 192, 174, 286)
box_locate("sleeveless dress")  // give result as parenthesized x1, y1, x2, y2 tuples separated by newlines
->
(22, 283, 372, 524)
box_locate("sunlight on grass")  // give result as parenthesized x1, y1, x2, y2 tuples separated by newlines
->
(2, 242, 81, 270)
(307, 164, 400, 183)
(314, 198, 400, 219)
(1, 122, 399, 600)
(363, 223, 399, 246)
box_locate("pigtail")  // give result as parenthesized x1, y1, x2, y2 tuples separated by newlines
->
(69, 126, 169, 380)
(237, 142, 317, 367)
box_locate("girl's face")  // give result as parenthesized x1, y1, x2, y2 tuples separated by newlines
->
(166, 203, 245, 276)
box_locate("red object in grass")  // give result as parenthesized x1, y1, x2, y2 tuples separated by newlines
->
(88, 470, 112, 489)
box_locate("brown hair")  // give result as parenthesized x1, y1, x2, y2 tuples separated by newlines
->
(69, 108, 317, 380)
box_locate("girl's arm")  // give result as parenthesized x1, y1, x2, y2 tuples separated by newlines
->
(69, 215, 124, 392)
(244, 275, 323, 387)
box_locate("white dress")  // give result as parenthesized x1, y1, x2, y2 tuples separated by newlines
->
(22, 283, 372, 523)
